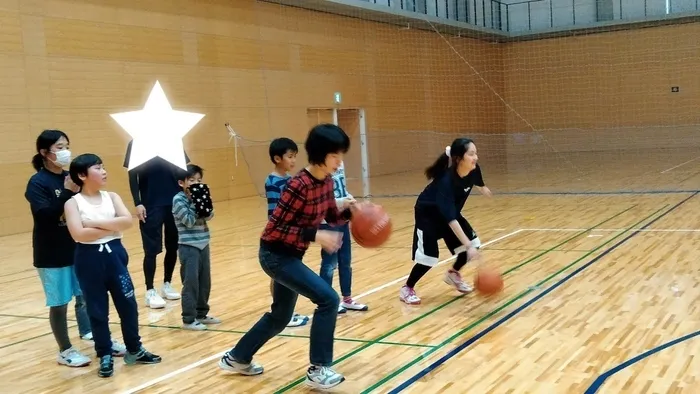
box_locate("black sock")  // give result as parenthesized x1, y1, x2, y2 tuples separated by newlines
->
(452, 252, 468, 271)
(49, 304, 71, 352)
(143, 255, 157, 290)
(406, 264, 432, 288)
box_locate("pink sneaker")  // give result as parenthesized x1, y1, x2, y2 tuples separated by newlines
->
(399, 286, 421, 305)
(444, 269, 474, 294)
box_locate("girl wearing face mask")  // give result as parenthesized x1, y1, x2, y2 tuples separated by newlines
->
(25, 130, 126, 368)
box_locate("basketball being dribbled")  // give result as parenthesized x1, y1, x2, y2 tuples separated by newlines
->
(350, 202, 392, 248)
(474, 266, 504, 295)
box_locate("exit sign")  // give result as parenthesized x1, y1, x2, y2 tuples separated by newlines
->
(334, 92, 342, 104)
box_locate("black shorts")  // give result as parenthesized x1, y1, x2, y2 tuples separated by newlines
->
(411, 209, 477, 267)
(139, 205, 178, 256)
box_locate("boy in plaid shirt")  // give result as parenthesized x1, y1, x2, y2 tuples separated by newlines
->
(219, 124, 352, 390)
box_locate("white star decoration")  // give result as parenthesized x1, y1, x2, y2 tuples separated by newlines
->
(111, 81, 205, 171)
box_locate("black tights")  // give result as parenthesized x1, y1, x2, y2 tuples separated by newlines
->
(143, 249, 177, 290)
(49, 304, 71, 352)
(406, 252, 468, 288)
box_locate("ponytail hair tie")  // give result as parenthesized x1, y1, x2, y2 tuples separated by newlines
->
(445, 146, 451, 157)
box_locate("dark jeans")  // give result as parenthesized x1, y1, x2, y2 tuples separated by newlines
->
(231, 247, 339, 366)
(319, 223, 352, 297)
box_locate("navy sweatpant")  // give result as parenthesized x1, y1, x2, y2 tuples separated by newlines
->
(74, 239, 142, 357)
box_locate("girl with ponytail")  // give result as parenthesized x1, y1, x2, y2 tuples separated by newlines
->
(400, 138, 493, 305)
(25, 130, 126, 368)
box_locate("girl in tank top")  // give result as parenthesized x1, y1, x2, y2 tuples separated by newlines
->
(63, 153, 162, 378)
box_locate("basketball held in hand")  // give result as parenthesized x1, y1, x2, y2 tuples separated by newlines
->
(350, 202, 392, 248)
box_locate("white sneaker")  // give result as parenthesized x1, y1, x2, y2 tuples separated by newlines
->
(183, 321, 207, 331)
(57, 347, 91, 367)
(160, 282, 181, 300)
(286, 314, 308, 327)
(199, 316, 221, 325)
(145, 289, 166, 309)
(399, 286, 421, 305)
(218, 351, 263, 375)
(111, 340, 127, 357)
(81, 332, 93, 341)
(306, 365, 345, 390)
(341, 298, 368, 311)
(444, 270, 474, 294)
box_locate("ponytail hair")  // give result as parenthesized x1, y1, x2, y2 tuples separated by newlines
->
(31, 129, 69, 172)
(424, 137, 474, 180)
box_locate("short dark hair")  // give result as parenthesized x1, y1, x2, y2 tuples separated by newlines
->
(304, 124, 350, 165)
(269, 138, 298, 164)
(69, 153, 103, 186)
(177, 164, 204, 181)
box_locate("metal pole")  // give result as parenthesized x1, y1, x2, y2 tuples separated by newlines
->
(550, 0, 553, 27)
(506, 4, 509, 31)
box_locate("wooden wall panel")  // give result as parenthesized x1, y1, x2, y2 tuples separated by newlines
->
(2, 0, 501, 236)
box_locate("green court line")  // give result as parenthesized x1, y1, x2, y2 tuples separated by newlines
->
(142, 323, 434, 349)
(0, 324, 78, 350)
(0, 314, 432, 349)
(273, 205, 637, 393)
(361, 204, 667, 393)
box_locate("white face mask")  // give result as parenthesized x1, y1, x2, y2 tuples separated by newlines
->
(53, 149, 72, 167)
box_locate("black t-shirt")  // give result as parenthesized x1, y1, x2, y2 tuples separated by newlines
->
(415, 164, 485, 222)
(123, 140, 190, 208)
(25, 169, 76, 268)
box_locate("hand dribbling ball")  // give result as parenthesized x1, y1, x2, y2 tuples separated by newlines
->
(350, 202, 391, 248)
(474, 266, 503, 295)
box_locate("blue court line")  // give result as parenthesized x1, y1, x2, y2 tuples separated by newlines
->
(387, 191, 698, 393)
(584, 329, 700, 393)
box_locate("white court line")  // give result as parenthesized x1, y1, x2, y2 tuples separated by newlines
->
(660, 156, 700, 173)
(522, 228, 700, 233)
(353, 228, 524, 300)
(119, 228, 523, 394)
(121, 352, 225, 394)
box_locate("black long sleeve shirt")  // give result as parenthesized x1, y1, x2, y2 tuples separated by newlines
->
(415, 164, 485, 222)
(25, 169, 76, 268)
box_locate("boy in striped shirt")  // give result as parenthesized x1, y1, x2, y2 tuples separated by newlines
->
(265, 137, 309, 327)
(172, 164, 220, 331)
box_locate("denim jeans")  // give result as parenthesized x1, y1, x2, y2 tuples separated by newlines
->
(232, 247, 340, 366)
(319, 223, 352, 297)
(74, 295, 92, 337)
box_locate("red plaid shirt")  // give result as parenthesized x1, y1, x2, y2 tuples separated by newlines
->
(261, 169, 350, 258)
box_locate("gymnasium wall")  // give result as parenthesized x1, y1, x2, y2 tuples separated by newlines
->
(502, 22, 700, 154)
(1, 0, 503, 236)
(4, 0, 698, 236)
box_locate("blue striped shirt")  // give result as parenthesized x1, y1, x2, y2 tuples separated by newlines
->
(172, 191, 213, 249)
(265, 173, 291, 218)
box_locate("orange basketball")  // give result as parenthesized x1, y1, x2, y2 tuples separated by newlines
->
(350, 202, 392, 248)
(474, 267, 503, 295)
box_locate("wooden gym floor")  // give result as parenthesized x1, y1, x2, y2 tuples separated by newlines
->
(1, 159, 700, 393)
